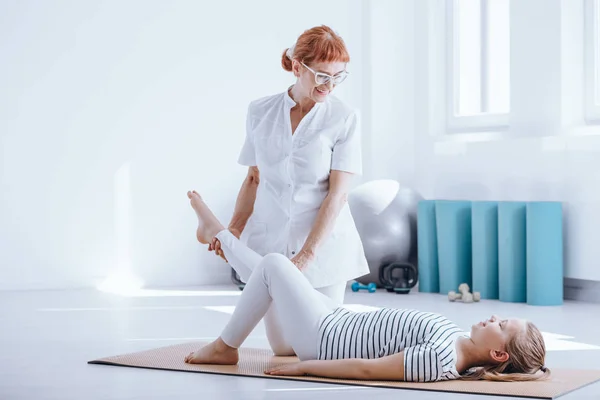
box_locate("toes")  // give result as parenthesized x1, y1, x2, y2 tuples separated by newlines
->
(187, 190, 200, 200)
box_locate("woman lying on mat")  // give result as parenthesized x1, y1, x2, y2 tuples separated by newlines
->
(185, 190, 550, 383)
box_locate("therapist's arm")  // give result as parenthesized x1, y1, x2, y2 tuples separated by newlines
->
(228, 166, 260, 237)
(295, 170, 353, 264)
(211, 167, 259, 260)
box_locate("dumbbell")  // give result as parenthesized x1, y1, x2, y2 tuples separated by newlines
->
(351, 282, 377, 293)
(462, 292, 481, 303)
(448, 291, 480, 303)
(458, 283, 470, 293)
(448, 290, 462, 302)
(448, 283, 481, 303)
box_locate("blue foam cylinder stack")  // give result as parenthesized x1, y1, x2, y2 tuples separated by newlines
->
(498, 202, 527, 303)
(526, 202, 563, 305)
(435, 200, 472, 294)
(471, 201, 499, 299)
(417, 200, 439, 293)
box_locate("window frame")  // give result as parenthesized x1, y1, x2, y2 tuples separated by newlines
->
(446, 0, 510, 133)
(584, 0, 600, 124)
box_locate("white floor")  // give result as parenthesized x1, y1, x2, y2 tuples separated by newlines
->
(2, 283, 600, 400)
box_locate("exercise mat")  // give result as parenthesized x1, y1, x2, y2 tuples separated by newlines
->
(88, 342, 600, 399)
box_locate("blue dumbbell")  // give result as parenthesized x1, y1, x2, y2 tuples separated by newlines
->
(351, 282, 377, 293)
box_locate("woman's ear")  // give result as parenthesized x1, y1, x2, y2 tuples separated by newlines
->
(292, 60, 301, 78)
(490, 350, 510, 363)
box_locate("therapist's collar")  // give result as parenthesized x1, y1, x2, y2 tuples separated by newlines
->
(285, 85, 326, 108)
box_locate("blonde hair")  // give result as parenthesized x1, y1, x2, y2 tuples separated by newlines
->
(462, 322, 551, 382)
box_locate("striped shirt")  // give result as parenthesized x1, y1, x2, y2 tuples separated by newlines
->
(317, 307, 467, 382)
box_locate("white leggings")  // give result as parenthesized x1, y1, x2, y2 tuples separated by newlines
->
(217, 229, 340, 360)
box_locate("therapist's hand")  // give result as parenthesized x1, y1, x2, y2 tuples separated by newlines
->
(208, 228, 242, 262)
(290, 250, 314, 271)
(208, 238, 227, 262)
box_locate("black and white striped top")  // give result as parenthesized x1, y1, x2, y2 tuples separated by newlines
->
(317, 307, 467, 382)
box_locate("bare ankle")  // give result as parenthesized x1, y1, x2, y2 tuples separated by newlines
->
(210, 227, 225, 239)
(215, 337, 236, 352)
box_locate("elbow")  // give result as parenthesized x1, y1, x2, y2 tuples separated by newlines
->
(328, 191, 348, 206)
(358, 361, 377, 380)
(361, 369, 375, 380)
(245, 174, 260, 187)
(360, 360, 404, 381)
(340, 192, 348, 204)
(245, 167, 260, 187)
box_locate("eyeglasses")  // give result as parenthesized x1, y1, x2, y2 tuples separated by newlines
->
(301, 62, 349, 86)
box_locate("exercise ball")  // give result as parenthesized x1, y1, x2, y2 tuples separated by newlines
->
(348, 180, 423, 286)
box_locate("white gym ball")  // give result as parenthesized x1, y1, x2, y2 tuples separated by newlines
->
(347, 180, 423, 286)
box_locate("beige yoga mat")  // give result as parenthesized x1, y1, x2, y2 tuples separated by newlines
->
(88, 341, 600, 399)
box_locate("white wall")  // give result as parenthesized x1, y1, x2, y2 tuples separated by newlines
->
(367, 0, 416, 186)
(366, 0, 600, 282)
(7, 0, 598, 291)
(0, 0, 367, 290)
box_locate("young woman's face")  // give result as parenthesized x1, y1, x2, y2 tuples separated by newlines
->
(293, 61, 347, 103)
(470, 315, 527, 353)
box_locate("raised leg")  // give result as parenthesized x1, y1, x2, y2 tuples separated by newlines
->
(188, 190, 260, 282)
(186, 238, 337, 364)
(184, 190, 338, 363)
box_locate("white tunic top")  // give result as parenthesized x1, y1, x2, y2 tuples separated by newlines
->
(237, 89, 370, 288)
(317, 307, 466, 382)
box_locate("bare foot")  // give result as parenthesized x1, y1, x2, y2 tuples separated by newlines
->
(187, 190, 225, 244)
(184, 338, 239, 365)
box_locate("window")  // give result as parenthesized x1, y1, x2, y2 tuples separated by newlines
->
(446, 0, 510, 132)
(585, 0, 600, 123)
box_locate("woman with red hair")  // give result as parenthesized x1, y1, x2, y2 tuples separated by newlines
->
(191, 25, 369, 357)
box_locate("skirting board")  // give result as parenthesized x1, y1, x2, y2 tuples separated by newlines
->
(564, 278, 600, 303)
(413, 279, 600, 304)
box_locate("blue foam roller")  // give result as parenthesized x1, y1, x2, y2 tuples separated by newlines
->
(498, 202, 527, 303)
(526, 202, 563, 306)
(471, 201, 499, 299)
(435, 200, 472, 294)
(417, 200, 439, 293)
